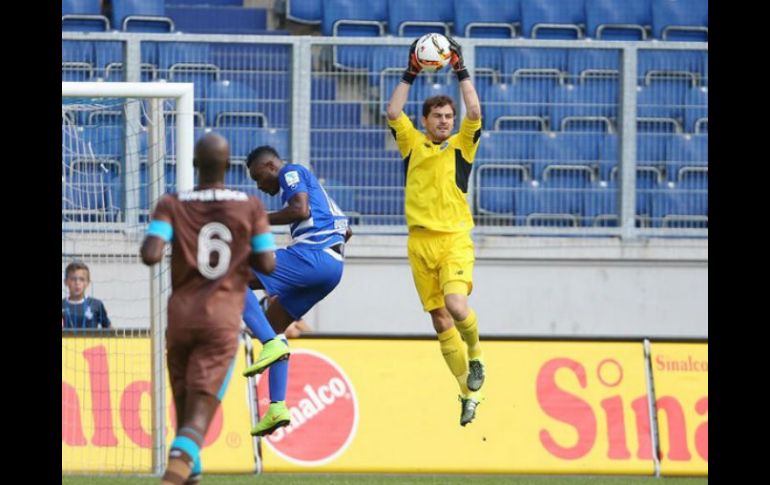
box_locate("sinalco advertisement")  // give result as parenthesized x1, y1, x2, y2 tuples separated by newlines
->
(62, 337, 707, 475)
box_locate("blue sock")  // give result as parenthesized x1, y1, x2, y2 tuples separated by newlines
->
(191, 455, 201, 476)
(269, 335, 289, 402)
(242, 288, 276, 344)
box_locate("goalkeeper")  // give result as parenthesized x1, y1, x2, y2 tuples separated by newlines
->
(385, 36, 485, 426)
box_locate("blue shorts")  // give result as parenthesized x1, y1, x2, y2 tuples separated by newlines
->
(253, 245, 344, 320)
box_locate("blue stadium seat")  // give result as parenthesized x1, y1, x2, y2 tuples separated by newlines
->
(652, 0, 707, 41)
(637, 82, 690, 133)
(550, 84, 616, 133)
(636, 133, 671, 171)
(532, 132, 600, 180)
(318, 178, 357, 214)
(206, 80, 266, 127)
(514, 179, 581, 227)
(501, 48, 569, 83)
(567, 48, 620, 80)
(157, 42, 212, 71)
(368, 46, 405, 87)
(609, 165, 662, 218)
(387, 0, 453, 36)
(312, 158, 401, 189)
(483, 76, 560, 131)
(597, 133, 617, 180)
(311, 103, 362, 128)
(216, 127, 290, 160)
(665, 134, 707, 182)
(683, 86, 707, 134)
(286, 0, 322, 24)
(62, 40, 95, 81)
(310, 131, 386, 160)
(312, 77, 337, 100)
(475, 132, 539, 169)
(638, 50, 708, 86)
(62, 0, 110, 31)
(226, 72, 290, 100)
(453, 0, 520, 38)
(323, 0, 387, 70)
(582, 180, 618, 226)
(111, 0, 174, 32)
(65, 160, 122, 221)
(521, 0, 586, 39)
(476, 164, 528, 215)
(585, 0, 651, 40)
(651, 179, 708, 228)
(166, 6, 267, 34)
(166, 0, 242, 4)
(95, 41, 158, 81)
(210, 43, 291, 72)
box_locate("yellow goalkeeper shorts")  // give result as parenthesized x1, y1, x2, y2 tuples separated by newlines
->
(407, 227, 475, 312)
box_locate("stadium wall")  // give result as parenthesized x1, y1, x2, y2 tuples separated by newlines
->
(63, 235, 707, 337)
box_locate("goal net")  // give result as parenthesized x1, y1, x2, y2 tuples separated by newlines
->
(62, 82, 193, 474)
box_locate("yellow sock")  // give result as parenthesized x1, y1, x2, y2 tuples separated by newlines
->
(455, 308, 482, 360)
(438, 326, 470, 395)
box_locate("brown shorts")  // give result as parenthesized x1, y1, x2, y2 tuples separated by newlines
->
(166, 324, 240, 400)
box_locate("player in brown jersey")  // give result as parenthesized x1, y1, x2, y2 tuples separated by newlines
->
(140, 133, 277, 485)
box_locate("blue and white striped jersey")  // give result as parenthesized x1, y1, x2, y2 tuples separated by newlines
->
(278, 164, 348, 249)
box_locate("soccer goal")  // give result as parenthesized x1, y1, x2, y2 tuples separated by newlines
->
(62, 82, 193, 475)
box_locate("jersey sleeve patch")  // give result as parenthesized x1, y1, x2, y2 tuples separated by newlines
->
(284, 170, 300, 188)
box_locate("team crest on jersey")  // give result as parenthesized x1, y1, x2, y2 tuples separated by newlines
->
(284, 171, 300, 188)
(440, 141, 449, 151)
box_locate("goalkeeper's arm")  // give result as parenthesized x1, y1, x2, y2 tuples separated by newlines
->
(387, 38, 421, 121)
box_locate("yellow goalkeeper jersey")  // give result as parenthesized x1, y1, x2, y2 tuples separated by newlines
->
(387, 112, 482, 232)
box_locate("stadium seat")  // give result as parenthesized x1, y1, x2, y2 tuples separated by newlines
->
(286, 0, 322, 24)
(609, 165, 662, 218)
(209, 43, 291, 72)
(550, 84, 616, 133)
(521, 0, 586, 39)
(582, 180, 618, 226)
(453, 0, 520, 38)
(387, 0, 453, 36)
(683, 86, 707, 134)
(215, 127, 290, 160)
(665, 134, 707, 182)
(636, 133, 671, 171)
(310, 131, 386, 160)
(597, 133, 618, 181)
(638, 49, 708, 87)
(312, 77, 337, 100)
(651, 0, 708, 41)
(637, 82, 689, 133)
(501, 48, 569, 83)
(532, 132, 600, 180)
(475, 164, 529, 215)
(514, 179, 581, 227)
(585, 0, 651, 40)
(567, 48, 620, 81)
(111, 0, 174, 32)
(475, 132, 539, 169)
(62, 40, 95, 81)
(484, 69, 565, 132)
(651, 179, 708, 228)
(165, 0, 242, 4)
(165, 5, 268, 34)
(323, 0, 387, 70)
(62, 0, 110, 31)
(311, 102, 362, 128)
(95, 41, 158, 81)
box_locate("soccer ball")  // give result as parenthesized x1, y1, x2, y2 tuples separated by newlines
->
(414, 33, 452, 72)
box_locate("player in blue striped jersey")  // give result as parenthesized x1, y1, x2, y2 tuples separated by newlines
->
(240, 145, 351, 437)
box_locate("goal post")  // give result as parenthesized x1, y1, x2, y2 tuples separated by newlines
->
(62, 82, 193, 475)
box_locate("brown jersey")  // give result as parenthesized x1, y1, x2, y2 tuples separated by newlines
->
(150, 188, 271, 331)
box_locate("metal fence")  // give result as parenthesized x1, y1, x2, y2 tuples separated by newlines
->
(62, 33, 707, 239)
